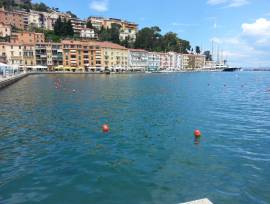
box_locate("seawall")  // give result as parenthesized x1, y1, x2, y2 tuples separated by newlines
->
(0, 73, 29, 89)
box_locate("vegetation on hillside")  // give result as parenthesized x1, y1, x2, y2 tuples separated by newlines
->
(134, 27, 191, 53)
(0, 0, 196, 54)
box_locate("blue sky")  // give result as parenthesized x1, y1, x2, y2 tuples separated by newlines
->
(32, 0, 270, 67)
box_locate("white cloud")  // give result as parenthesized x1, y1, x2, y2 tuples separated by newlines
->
(242, 18, 270, 46)
(89, 0, 109, 12)
(209, 18, 270, 67)
(242, 18, 270, 36)
(207, 0, 249, 7)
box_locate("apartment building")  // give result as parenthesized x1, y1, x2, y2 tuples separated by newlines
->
(22, 44, 36, 66)
(0, 8, 26, 30)
(160, 52, 171, 70)
(0, 23, 11, 37)
(62, 40, 128, 72)
(182, 54, 206, 69)
(88, 17, 138, 42)
(10, 32, 45, 44)
(194, 54, 206, 69)
(0, 42, 23, 65)
(128, 49, 148, 71)
(62, 40, 102, 72)
(148, 52, 161, 71)
(70, 18, 86, 34)
(102, 42, 128, 71)
(80, 28, 96, 39)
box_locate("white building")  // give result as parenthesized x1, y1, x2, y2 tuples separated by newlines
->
(0, 42, 23, 66)
(147, 52, 160, 71)
(88, 17, 138, 42)
(80, 28, 96, 39)
(28, 10, 44, 29)
(70, 18, 86, 34)
(128, 49, 148, 71)
(175, 53, 183, 70)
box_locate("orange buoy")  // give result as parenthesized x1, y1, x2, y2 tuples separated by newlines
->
(102, 124, 110, 133)
(194, 130, 201, 137)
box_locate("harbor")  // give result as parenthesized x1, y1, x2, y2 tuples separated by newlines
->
(0, 0, 269, 203)
(1, 72, 270, 204)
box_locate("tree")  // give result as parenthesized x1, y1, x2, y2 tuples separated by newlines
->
(134, 26, 162, 51)
(86, 21, 93, 29)
(161, 32, 181, 52)
(203, 51, 212, 61)
(110, 24, 120, 44)
(45, 30, 61, 42)
(54, 17, 62, 36)
(195, 46, 201, 54)
(134, 26, 191, 53)
(0, 0, 16, 10)
(53, 17, 74, 38)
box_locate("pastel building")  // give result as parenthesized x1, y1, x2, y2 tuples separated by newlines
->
(80, 28, 96, 39)
(182, 54, 206, 69)
(62, 40, 105, 72)
(22, 44, 36, 67)
(10, 32, 45, 44)
(0, 42, 23, 65)
(147, 52, 160, 71)
(87, 17, 138, 42)
(70, 18, 87, 34)
(128, 49, 148, 71)
(102, 42, 128, 71)
(160, 52, 171, 70)
(0, 8, 26, 30)
(0, 23, 11, 37)
(27, 10, 72, 31)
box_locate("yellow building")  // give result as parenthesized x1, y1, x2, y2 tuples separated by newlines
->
(101, 42, 128, 71)
(62, 40, 103, 72)
(22, 44, 36, 67)
(182, 54, 206, 69)
(61, 40, 128, 72)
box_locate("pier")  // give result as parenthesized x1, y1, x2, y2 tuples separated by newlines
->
(0, 73, 29, 89)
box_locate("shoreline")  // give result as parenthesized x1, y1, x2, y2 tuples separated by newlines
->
(0, 69, 242, 90)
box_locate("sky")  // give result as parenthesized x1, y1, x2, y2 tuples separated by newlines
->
(32, 0, 270, 67)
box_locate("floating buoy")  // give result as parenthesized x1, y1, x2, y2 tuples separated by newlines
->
(72, 89, 76, 93)
(102, 124, 110, 133)
(194, 130, 201, 137)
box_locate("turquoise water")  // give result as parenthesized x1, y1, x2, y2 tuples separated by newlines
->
(0, 72, 270, 204)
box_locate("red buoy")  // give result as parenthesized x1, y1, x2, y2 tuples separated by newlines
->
(102, 124, 110, 133)
(194, 130, 201, 137)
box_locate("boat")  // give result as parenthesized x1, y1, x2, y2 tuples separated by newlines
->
(222, 67, 242, 72)
(104, 69, 111, 75)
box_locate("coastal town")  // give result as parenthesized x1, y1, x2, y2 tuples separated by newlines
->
(0, 1, 211, 74)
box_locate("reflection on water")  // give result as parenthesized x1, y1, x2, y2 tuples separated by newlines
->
(0, 72, 270, 204)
